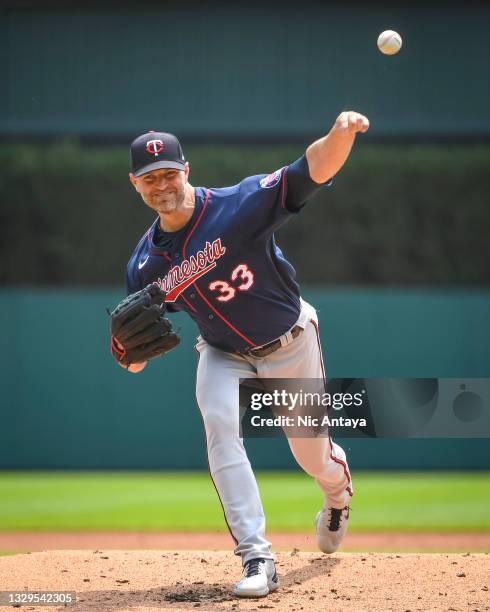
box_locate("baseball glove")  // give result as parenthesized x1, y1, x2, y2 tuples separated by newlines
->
(109, 284, 180, 368)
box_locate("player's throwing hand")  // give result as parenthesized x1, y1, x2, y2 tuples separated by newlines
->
(305, 111, 369, 182)
(333, 111, 370, 134)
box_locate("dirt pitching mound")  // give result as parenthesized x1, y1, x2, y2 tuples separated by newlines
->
(0, 550, 488, 611)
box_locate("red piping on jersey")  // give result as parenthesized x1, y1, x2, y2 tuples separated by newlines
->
(311, 318, 353, 497)
(180, 293, 197, 313)
(182, 188, 211, 255)
(165, 262, 217, 302)
(152, 250, 172, 262)
(145, 223, 191, 308)
(280, 166, 288, 209)
(192, 285, 257, 347)
(182, 189, 257, 348)
(146, 225, 172, 261)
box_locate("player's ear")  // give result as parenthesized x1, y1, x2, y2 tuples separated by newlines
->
(184, 162, 190, 181)
(129, 173, 138, 190)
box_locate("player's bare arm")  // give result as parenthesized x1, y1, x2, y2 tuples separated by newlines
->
(306, 111, 369, 183)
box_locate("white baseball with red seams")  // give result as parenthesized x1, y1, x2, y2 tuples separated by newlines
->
(195, 299, 352, 565)
(377, 30, 402, 55)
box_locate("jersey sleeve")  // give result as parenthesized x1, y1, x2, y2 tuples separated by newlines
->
(285, 154, 333, 212)
(232, 165, 291, 240)
(233, 156, 331, 240)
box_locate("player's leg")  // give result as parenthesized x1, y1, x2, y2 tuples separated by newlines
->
(195, 337, 275, 568)
(257, 300, 352, 551)
(257, 304, 352, 506)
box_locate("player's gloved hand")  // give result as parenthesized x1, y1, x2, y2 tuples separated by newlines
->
(109, 284, 180, 368)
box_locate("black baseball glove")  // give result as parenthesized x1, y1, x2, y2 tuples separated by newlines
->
(109, 284, 180, 368)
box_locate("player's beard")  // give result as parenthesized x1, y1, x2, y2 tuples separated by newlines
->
(149, 184, 185, 214)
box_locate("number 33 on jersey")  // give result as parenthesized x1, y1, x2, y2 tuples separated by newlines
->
(209, 264, 254, 302)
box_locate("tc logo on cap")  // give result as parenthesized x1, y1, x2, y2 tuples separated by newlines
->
(146, 139, 165, 156)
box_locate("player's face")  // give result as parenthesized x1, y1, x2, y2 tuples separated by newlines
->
(130, 165, 189, 214)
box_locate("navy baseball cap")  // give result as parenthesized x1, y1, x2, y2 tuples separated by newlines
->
(130, 131, 186, 177)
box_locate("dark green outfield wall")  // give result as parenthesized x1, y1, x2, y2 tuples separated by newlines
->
(1, 288, 489, 470)
(1, 143, 489, 286)
(2, 2, 489, 139)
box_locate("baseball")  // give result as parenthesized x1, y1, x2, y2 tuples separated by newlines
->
(377, 30, 402, 55)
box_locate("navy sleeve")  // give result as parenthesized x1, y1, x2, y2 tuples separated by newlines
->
(126, 260, 141, 295)
(230, 159, 328, 241)
(285, 155, 332, 212)
(230, 166, 290, 241)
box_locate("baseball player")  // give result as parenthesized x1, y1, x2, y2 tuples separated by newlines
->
(109, 111, 369, 598)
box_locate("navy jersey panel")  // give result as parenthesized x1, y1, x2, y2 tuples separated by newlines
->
(125, 164, 323, 352)
(126, 235, 145, 294)
(285, 154, 333, 212)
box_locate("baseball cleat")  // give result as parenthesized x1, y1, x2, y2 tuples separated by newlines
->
(234, 558, 279, 598)
(315, 506, 350, 554)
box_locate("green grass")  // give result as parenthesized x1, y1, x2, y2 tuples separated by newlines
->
(0, 471, 488, 532)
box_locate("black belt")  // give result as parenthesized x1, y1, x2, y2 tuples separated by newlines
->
(244, 325, 303, 358)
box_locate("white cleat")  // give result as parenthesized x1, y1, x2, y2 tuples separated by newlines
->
(234, 558, 279, 598)
(315, 506, 350, 554)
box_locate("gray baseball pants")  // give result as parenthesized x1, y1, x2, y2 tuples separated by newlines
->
(194, 299, 352, 565)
